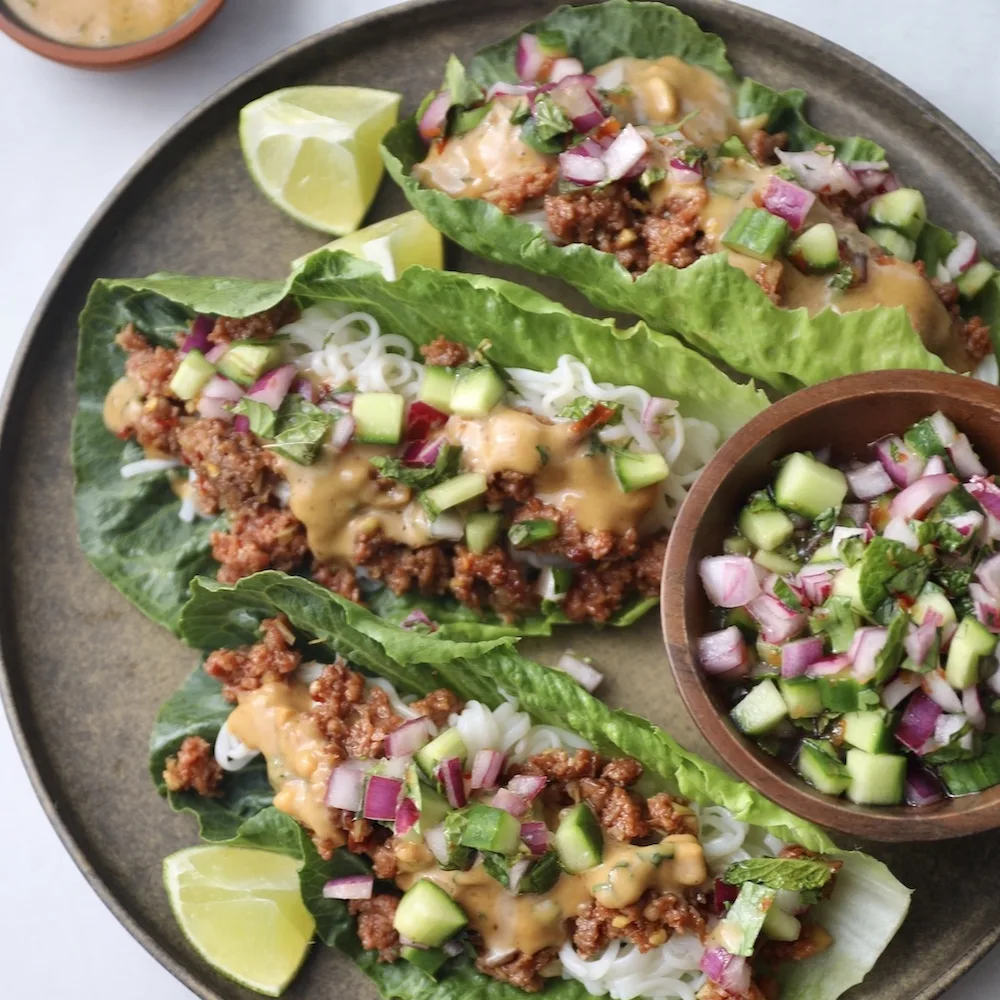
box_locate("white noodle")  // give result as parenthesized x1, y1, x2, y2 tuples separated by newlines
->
(121, 457, 183, 478)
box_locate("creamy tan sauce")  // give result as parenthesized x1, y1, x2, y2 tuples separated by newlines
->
(9, 0, 199, 47)
(227, 681, 343, 847)
(276, 444, 432, 564)
(446, 406, 656, 535)
(414, 97, 552, 201)
(103, 375, 143, 436)
(596, 56, 742, 147)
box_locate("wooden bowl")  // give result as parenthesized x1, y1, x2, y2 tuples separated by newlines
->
(663, 369, 1000, 841)
(0, 0, 224, 69)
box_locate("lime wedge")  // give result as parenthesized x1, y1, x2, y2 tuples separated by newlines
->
(298, 210, 444, 278)
(163, 845, 315, 997)
(240, 86, 401, 235)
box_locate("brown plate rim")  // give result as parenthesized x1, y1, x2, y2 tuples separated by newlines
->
(2, 1, 1000, 997)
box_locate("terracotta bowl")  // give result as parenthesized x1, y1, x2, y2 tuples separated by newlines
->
(662, 369, 1000, 841)
(0, 0, 224, 68)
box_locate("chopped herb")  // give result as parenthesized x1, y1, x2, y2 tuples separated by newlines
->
(723, 857, 835, 892)
(232, 397, 277, 438)
(934, 565, 973, 600)
(268, 397, 336, 465)
(813, 507, 838, 532)
(536, 445, 550, 466)
(677, 144, 707, 167)
(827, 265, 854, 291)
(648, 110, 700, 136)
(520, 94, 573, 154)
(639, 165, 666, 190)
(509, 519, 559, 548)
(370, 445, 461, 489)
(746, 489, 777, 514)
(557, 396, 623, 424)
(773, 578, 803, 612)
(510, 100, 531, 126)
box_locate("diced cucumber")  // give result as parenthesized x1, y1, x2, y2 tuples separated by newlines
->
(352, 392, 405, 444)
(420, 473, 488, 519)
(613, 450, 669, 492)
(945, 616, 997, 690)
(845, 749, 906, 805)
(935, 486, 981, 519)
(727, 606, 758, 639)
(808, 544, 838, 565)
(718, 883, 775, 956)
(538, 566, 573, 603)
(831, 564, 864, 614)
(554, 803, 603, 874)
(730, 678, 788, 735)
(418, 366, 457, 412)
(739, 506, 795, 552)
(508, 518, 559, 548)
(956, 261, 997, 300)
(724, 535, 752, 555)
(797, 739, 850, 795)
(415, 727, 468, 778)
(753, 549, 800, 575)
(722, 206, 790, 262)
(787, 222, 839, 273)
(393, 880, 468, 947)
(864, 225, 916, 262)
(450, 366, 506, 417)
(842, 710, 895, 754)
(755, 639, 783, 671)
(458, 805, 522, 855)
(867, 188, 927, 240)
(216, 342, 282, 385)
(403, 768, 451, 835)
(464, 511, 502, 554)
(401, 945, 448, 978)
(762, 904, 802, 942)
(168, 349, 216, 400)
(774, 453, 847, 519)
(718, 135, 753, 161)
(911, 585, 957, 629)
(903, 415, 949, 458)
(779, 677, 823, 719)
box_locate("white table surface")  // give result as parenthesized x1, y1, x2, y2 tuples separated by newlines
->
(2, 1, 999, 997)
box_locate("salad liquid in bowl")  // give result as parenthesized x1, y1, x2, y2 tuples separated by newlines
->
(7, 0, 200, 47)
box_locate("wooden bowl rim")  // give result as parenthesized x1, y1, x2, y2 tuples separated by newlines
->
(0, 0, 224, 68)
(662, 369, 1000, 841)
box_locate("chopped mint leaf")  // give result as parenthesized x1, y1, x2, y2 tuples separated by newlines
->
(557, 396, 624, 424)
(746, 489, 777, 514)
(718, 135, 752, 161)
(639, 166, 666, 190)
(232, 397, 277, 438)
(268, 397, 335, 465)
(813, 507, 838, 532)
(521, 94, 573, 153)
(828, 265, 854, 291)
(536, 445, 550, 466)
(773, 578, 803, 612)
(371, 445, 461, 489)
(510, 100, 531, 126)
(934, 565, 972, 600)
(809, 596, 856, 654)
(677, 144, 707, 167)
(724, 856, 835, 892)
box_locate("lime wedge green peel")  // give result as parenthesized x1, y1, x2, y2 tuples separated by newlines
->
(164, 845, 315, 997)
(298, 210, 444, 278)
(240, 86, 401, 235)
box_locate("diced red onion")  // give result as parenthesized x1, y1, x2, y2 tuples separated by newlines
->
(761, 175, 815, 231)
(988, 663, 1000, 698)
(401, 608, 434, 631)
(181, 315, 213, 354)
(507, 858, 534, 894)
(197, 395, 236, 420)
(806, 654, 851, 677)
(922, 670, 963, 713)
(436, 757, 466, 809)
(780, 636, 825, 678)
(922, 455, 948, 477)
(419, 89, 452, 142)
(246, 363, 297, 411)
(698, 627, 750, 676)
(933, 712, 968, 750)
(970, 582, 1000, 633)
(549, 57, 584, 83)
(470, 749, 506, 790)
(429, 512, 465, 541)
(423, 825, 450, 866)
(948, 511, 985, 540)
(904, 618, 937, 666)
(492, 787, 529, 817)
(602, 124, 647, 182)
(641, 396, 675, 435)
(905, 766, 945, 807)
(841, 503, 870, 527)
(293, 378, 316, 403)
(713, 879, 740, 914)
(551, 75, 603, 132)
(967, 476, 1000, 522)
(848, 627, 889, 683)
(487, 81, 536, 99)
(329, 415, 355, 451)
(949, 434, 987, 480)
(556, 652, 605, 691)
(776, 149, 860, 196)
(233, 414, 250, 434)
(668, 158, 703, 184)
(363, 775, 403, 821)
(976, 553, 1000, 601)
(874, 436, 926, 488)
(403, 436, 445, 469)
(507, 773, 547, 802)
(326, 764, 365, 811)
(699, 556, 761, 608)
(201, 374, 244, 402)
(963, 686, 986, 730)
(700, 947, 751, 997)
(896, 690, 942, 752)
(385, 718, 434, 758)
(946, 232, 978, 275)
(889, 473, 958, 521)
(748, 594, 806, 644)
(520, 821, 549, 855)
(882, 516, 919, 551)
(395, 797, 420, 836)
(882, 671, 921, 709)
(559, 148, 607, 186)
(205, 343, 228, 364)
(322, 874, 374, 900)
(798, 565, 837, 606)
(405, 400, 449, 441)
(847, 460, 893, 500)
(516, 33, 546, 82)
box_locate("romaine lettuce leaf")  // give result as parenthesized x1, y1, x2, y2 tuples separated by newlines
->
(75, 250, 765, 635)
(381, 0, 953, 392)
(155, 571, 910, 1000)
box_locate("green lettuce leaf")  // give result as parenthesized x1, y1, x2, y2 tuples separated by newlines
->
(381, 0, 952, 392)
(75, 250, 764, 636)
(157, 571, 910, 1000)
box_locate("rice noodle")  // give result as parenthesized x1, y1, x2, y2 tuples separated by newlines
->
(278, 305, 719, 529)
(121, 457, 183, 478)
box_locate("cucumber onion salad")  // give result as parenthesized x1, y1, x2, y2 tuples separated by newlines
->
(116, 300, 718, 626)
(179, 640, 844, 1000)
(698, 412, 1000, 807)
